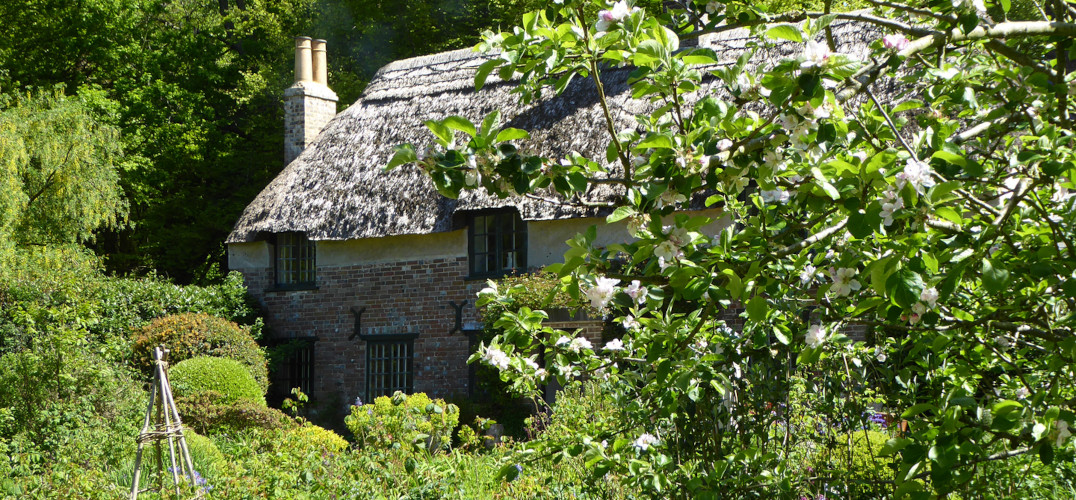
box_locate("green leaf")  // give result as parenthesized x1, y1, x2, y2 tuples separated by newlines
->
(475, 59, 500, 91)
(747, 296, 768, 321)
(982, 258, 1010, 293)
(385, 144, 418, 170)
(606, 206, 636, 223)
(886, 267, 925, 308)
(879, 437, 911, 457)
(425, 119, 454, 146)
(494, 128, 529, 143)
(765, 24, 804, 42)
(934, 207, 962, 226)
(442, 116, 476, 137)
(892, 100, 923, 113)
(902, 403, 936, 418)
(638, 134, 674, 149)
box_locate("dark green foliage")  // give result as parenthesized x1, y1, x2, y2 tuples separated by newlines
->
(131, 313, 268, 390)
(169, 356, 266, 405)
(175, 390, 293, 435)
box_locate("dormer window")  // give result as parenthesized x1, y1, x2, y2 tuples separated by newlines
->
(275, 232, 316, 288)
(468, 210, 527, 278)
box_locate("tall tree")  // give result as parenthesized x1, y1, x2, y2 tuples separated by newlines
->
(0, 88, 126, 249)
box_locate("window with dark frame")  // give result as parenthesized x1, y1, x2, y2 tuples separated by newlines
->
(266, 338, 316, 408)
(275, 232, 316, 288)
(365, 335, 416, 400)
(468, 210, 526, 277)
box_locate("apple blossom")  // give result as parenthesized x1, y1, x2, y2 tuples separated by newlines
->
(829, 267, 862, 296)
(800, 40, 831, 70)
(806, 324, 829, 348)
(596, 1, 636, 31)
(633, 433, 660, 451)
(921, 287, 939, 307)
(605, 338, 626, 351)
(883, 33, 910, 50)
(569, 337, 593, 353)
(625, 280, 646, 304)
(481, 345, 510, 371)
(896, 159, 936, 193)
(1055, 420, 1071, 447)
(585, 276, 620, 309)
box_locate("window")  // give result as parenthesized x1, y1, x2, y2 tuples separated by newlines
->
(266, 338, 315, 407)
(365, 334, 416, 400)
(275, 232, 316, 288)
(468, 210, 526, 277)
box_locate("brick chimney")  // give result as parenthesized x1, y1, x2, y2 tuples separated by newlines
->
(284, 36, 338, 165)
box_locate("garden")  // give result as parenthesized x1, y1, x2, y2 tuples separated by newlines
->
(2, 0, 1076, 497)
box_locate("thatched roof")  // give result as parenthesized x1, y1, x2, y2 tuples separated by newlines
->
(227, 20, 883, 244)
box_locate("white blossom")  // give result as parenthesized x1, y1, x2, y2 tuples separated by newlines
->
(760, 189, 791, 204)
(625, 280, 646, 304)
(655, 240, 681, 262)
(829, 267, 862, 296)
(633, 433, 660, 451)
(555, 336, 571, 347)
(481, 346, 510, 371)
(666, 226, 691, 247)
(920, 287, 939, 307)
(882, 33, 910, 51)
(569, 337, 593, 353)
(1015, 386, 1030, 399)
(605, 338, 626, 351)
(799, 264, 817, 284)
(716, 138, 734, 151)
(806, 324, 829, 348)
(874, 346, 887, 363)
(705, 1, 722, 14)
(896, 159, 936, 193)
(585, 277, 620, 309)
(1055, 420, 1072, 447)
(597, 1, 637, 31)
(658, 189, 687, 207)
(800, 40, 832, 70)
(880, 186, 903, 226)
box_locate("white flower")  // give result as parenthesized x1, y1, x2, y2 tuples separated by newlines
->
(523, 356, 539, 371)
(880, 187, 903, 226)
(1015, 386, 1030, 399)
(763, 149, 784, 169)
(716, 138, 734, 151)
(705, 1, 722, 14)
(1055, 420, 1072, 447)
(896, 159, 936, 193)
(556, 336, 571, 347)
(852, 150, 868, 163)
(655, 240, 681, 262)
(667, 226, 691, 247)
(633, 433, 660, 451)
(829, 267, 862, 296)
(535, 368, 548, 379)
(569, 337, 593, 352)
(597, 1, 635, 31)
(585, 277, 620, 309)
(799, 264, 817, 284)
(920, 287, 939, 307)
(952, 0, 986, 12)
(605, 338, 626, 351)
(806, 324, 829, 348)
(882, 33, 910, 51)
(627, 214, 651, 238)
(482, 346, 510, 371)
(912, 302, 928, 316)
(625, 280, 646, 304)
(874, 346, 887, 363)
(800, 40, 831, 70)
(760, 189, 791, 204)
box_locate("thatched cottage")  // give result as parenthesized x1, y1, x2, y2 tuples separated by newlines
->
(226, 23, 878, 410)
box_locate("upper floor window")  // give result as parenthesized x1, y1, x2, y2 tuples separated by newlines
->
(468, 210, 526, 277)
(275, 232, 316, 288)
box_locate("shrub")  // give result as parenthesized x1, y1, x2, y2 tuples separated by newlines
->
(809, 429, 895, 497)
(287, 424, 349, 454)
(175, 390, 292, 434)
(184, 430, 225, 475)
(169, 356, 265, 405)
(345, 392, 460, 454)
(132, 312, 267, 390)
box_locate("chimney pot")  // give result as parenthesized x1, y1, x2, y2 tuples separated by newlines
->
(294, 36, 313, 83)
(312, 39, 328, 86)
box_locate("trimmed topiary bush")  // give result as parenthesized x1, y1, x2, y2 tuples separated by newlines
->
(175, 390, 293, 434)
(169, 356, 265, 406)
(287, 424, 348, 454)
(132, 312, 267, 390)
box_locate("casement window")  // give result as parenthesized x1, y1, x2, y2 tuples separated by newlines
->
(468, 210, 527, 277)
(365, 334, 416, 400)
(275, 232, 316, 288)
(266, 338, 316, 406)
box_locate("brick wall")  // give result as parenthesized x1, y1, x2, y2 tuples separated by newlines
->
(240, 255, 612, 420)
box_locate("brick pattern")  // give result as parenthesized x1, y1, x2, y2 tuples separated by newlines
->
(241, 256, 608, 417)
(284, 89, 337, 164)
